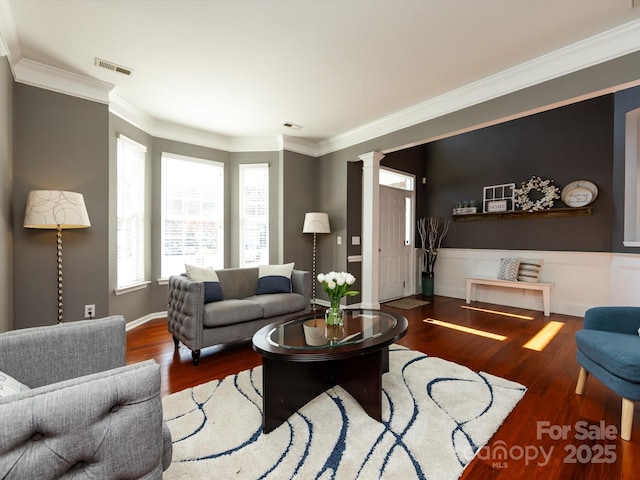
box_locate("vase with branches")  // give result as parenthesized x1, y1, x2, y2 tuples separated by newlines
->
(417, 217, 450, 295)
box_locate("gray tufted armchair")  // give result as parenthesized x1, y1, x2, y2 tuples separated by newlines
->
(0, 316, 172, 479)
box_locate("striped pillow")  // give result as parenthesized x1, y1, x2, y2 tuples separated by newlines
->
(517, 258, 544, 283)
(497, 258, 520, 282)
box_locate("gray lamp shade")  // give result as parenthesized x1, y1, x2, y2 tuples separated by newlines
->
(24, 190, 91, 229)
(302, 212, 330, 234)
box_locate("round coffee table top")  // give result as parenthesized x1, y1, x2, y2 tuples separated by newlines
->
(252, 308, 407, 361)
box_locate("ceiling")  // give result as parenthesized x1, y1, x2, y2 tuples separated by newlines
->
(2, 0, 640, 154)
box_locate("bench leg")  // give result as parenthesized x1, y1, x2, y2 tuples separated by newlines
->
(542, 286, 551, 316)
(466, 280, 472, 304)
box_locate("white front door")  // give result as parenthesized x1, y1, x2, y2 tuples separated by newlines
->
(379, 185, 412, 301)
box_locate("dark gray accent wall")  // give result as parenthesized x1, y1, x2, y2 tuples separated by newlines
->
(421, 95, 615, 251)
(14, 85, 109, 328)
(335, 51, 640, 278)
(0, 56, 13, 332)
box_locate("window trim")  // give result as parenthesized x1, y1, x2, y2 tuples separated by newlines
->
(239, 163, 269, 267)
(116, 134, 147, 290)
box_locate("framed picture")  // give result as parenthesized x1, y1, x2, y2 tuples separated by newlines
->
(483, 183, 515, 213)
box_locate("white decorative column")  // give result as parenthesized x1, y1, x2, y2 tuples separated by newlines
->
(359, 151, 385, 309)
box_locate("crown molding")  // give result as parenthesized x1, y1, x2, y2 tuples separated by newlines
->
(317, 17, 640, 156)
(0, 1, 18, 65)
(3, 7, 640, 157)
(14, 58, 114, 104)
(281, 135, 320, 157)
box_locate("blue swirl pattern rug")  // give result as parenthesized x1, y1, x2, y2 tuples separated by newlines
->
(162, 345, 526, 479)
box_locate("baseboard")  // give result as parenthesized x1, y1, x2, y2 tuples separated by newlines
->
(125, 311, 167, 331)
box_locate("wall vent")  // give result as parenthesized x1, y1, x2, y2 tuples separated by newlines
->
(94, 58, 133, 76)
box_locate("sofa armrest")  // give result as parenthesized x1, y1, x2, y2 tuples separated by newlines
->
(291, 270, 311, 302)
(0, 316, 126, 388)
(0, 360, 171, 479)
(167, 274, 205, 349)
(583, 306, 640, 335)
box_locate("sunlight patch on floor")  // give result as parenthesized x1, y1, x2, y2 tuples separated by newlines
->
(522, 321, 565, 351)
(423, 318, 507, 341)
(461, 305, 534, 320)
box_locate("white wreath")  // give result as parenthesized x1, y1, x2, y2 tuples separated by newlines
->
(514, 176, 560, 212)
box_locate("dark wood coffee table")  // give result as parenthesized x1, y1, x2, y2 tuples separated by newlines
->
(252, 308, 407, 433)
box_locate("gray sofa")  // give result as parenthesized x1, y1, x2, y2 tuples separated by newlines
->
(0, 316, 172, 479)
(168, 267, 311, 365)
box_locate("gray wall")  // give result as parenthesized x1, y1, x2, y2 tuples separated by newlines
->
(282, 150, 317, 272)
(9, 48, 640, 328)
(0, 56, 13, 332)
(421, 94, 615, 251)
(13, 84, 109, 328)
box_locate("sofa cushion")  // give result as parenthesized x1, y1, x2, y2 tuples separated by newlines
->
(576, 330, 640, 383)
(256, 263, 294, 294)
(247, 293, 308, 318)
(203, 299, 264, 328)
(216, 267, 259, 299)
(0, 370, 30, 398)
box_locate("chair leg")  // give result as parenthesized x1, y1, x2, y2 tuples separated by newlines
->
(575, 367, 589, 395)
(172, 335, 179, 350)
(621, 397, 634, 441)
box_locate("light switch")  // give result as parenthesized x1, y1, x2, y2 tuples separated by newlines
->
(352, 236, 360, 245)
(337, 236, 342, 245)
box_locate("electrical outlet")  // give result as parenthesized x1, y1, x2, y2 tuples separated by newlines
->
(84, 304, 95, 318)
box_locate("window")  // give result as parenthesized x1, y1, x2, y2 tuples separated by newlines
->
(380, 167, 414, 191)
(116, 135, 146, 288)
(161, 153, 224, 278)
(239, 163, 269, 266)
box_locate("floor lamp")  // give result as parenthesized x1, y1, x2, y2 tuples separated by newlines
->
(302, 212, 330, 310)
(24, 190, 91, 324)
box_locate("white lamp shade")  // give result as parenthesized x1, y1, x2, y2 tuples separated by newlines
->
(24, 190, 91, 229)
(303, 212, 330, 234)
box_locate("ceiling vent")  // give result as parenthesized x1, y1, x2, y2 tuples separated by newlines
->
(283, 122, 302, 130)
(94, 58, 133, 76)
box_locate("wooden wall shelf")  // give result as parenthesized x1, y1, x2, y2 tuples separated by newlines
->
(452, 206, 592, 222)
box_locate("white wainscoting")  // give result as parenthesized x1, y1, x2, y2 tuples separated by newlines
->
(429, 249, 640, 317)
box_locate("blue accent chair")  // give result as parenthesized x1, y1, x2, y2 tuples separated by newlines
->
(575, 306, 640, 441)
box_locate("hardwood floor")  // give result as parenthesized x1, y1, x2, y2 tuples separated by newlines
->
(126, 296, 639, 479)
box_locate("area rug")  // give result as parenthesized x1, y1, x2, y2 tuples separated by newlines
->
(383, 298, 430, 310)
(162, 346, 526, 480)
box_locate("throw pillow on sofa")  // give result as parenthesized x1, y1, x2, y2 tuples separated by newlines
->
(0, 370, 30, 398)
(257, 263, 295, 294)
(185, 264, 224, 303)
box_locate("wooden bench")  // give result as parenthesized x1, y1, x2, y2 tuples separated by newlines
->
(466, 277, 554, 316)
